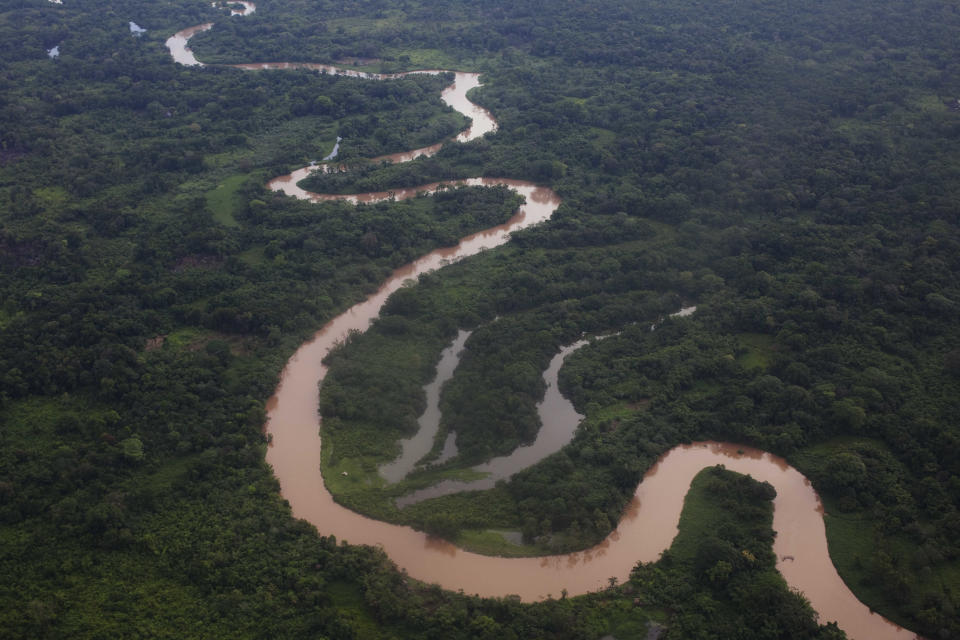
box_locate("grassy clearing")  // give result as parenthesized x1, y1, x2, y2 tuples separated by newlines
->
(165, 327, 212, 350)
(320, 439, 403, 522)
(589, 403, 638, 421)
(735, 332, 774, 370)
(321, 440, 497, 526)
(323, 455, 389, 493)
(325, 421, 407, 469)
(238, 245, 265, 266)
(161, 327, 251, 355)
(380, 47, 472, 70)
(204, 174, 247, 227)
(455, 529, 539, 557)
(820, 508, 895, 610)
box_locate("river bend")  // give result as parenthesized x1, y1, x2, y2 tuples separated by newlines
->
(166, 13, 919, 640)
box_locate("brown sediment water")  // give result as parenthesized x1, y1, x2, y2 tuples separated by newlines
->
(399, 306, 703, 505)
(395, 338, 589, 505)
(378, 329, 472, 483)
(165, 2, 256, 65)
(164, 23, 213, 66)
(270, 387, 919, 640)
(168, 14, 920, 640)
(264, 70, 494, 200)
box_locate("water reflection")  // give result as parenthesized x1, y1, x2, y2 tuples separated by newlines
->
(424, 536, 458, 557)
(621, 496, 641, 522)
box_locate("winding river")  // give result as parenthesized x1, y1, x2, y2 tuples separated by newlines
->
(395, 336, 590, 506)
(167, 12, 920, 640)
(395, 307, 700, 505)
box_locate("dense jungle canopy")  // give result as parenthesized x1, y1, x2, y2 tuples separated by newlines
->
(1, 0, 958, 637)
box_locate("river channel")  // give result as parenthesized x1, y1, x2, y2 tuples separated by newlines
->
(167, 12, 919, 639)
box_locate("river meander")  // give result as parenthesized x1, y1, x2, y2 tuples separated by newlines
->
(167, 13, 920, 640)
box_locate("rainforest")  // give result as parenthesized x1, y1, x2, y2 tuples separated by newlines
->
(1, 0, 959, 638)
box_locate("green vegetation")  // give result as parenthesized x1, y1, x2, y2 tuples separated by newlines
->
(455, 530, 535, 557)
(3, 0, 960, 637)
(204, 174, 248, 227)
(629, 466, 845, 639)
(736, 332, 775, 371)
(795, 439, 960, 632)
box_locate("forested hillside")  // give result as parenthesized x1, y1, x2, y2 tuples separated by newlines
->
(1, 0, 958, 637)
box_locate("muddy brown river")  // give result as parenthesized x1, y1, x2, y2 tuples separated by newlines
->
(168, 13, 919, 639)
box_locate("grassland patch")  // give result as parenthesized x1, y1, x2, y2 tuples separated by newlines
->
(205, 174, 247, 227)
(735, 332, 774, 370)
(455, 529, 540, 557)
